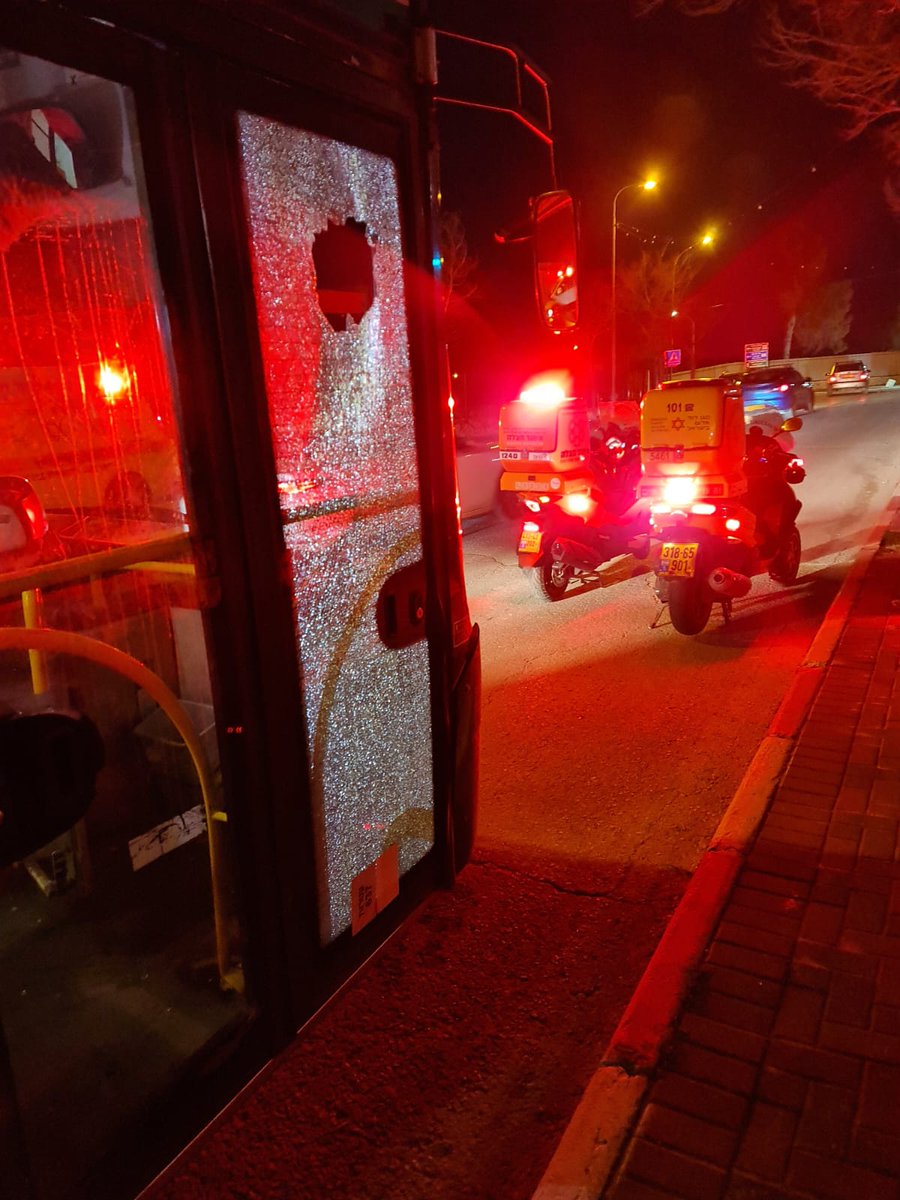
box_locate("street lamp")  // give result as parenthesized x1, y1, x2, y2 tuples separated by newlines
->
(611, 178, 657, 404)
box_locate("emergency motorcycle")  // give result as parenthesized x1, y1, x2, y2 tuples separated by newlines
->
(498, 374, 649, 601)
(639, 381, 806, 635)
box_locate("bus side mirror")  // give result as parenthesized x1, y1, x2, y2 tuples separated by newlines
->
(532, 190, 580, 334)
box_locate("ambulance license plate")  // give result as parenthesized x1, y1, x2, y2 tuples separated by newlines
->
(518, 528, 543, 554)
(660, 542, 698, 578)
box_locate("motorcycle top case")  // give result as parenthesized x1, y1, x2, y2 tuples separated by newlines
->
(639, 380, 747, 502)
(498, 395, 592, 497)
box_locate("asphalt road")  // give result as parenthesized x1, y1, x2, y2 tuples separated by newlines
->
(157, 390, 900, 1200)
(468, 392, 900, 889)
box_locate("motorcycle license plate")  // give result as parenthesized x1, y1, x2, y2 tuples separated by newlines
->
(518, 528, 543, 554)
(660, 542, 699, 578)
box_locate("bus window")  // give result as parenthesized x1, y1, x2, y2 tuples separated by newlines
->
(0, 49, 251, 1199)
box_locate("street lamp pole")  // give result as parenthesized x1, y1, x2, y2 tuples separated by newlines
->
(671, 309, 697, 377)
(670, 245, 694, 313)
(611, 179, 656, 405)
(670, 232, 714, 312)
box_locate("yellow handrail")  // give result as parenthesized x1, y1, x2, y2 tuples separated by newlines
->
(0, 531, 191, 601)
(0, 625, 242, 994)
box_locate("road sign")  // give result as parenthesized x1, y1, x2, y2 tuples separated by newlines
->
(664, 348, 681, 368)
(744, 342, 769, 366)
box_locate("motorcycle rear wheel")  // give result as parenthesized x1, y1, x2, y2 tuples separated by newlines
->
(668, 576, 713, 635)
(769, 524, 801, 584)
(528, 561, 572, 602)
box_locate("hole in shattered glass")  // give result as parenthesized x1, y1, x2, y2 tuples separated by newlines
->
(312, 217, 375, 332)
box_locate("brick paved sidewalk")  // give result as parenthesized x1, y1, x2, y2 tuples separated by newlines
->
(606, 540, 900, 1200)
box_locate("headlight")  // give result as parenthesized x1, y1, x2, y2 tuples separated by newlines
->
(662, 477, 699, 506)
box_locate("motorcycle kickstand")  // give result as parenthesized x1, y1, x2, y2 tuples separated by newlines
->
(720, 597, 733, 625)
(650, 600, 668, 629)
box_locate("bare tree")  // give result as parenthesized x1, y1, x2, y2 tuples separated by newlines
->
(794, 279, 854, 353)
(767, 220, 828, 356)
(764, 2, 899, 140)
(616, 245, 685, 385)
(632, 0, 900, 208)
(617, 242, 706, 321)
(438, 210, 478, 314)
(618, 245, 672, 318)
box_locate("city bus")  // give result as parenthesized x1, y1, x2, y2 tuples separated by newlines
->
(0, 3, 482, 1195)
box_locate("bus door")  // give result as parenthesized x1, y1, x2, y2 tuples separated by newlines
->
(0, 12, 478, 1198)
(196, 82, 451, 969)
(0, 38, 255, 1200)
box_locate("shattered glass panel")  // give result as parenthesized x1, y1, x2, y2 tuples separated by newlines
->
(238, 114, 434, 944)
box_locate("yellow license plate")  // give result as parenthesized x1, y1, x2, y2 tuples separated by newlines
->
(660, 542, 699, 577)
(518, 528, 543, 554)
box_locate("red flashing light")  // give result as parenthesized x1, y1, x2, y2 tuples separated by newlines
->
(518, 369, 574, 411)
(97, 364, 129, 403)
(520, 381, 567, 409)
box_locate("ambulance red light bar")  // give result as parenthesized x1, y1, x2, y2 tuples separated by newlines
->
(517, 369, 574, 412)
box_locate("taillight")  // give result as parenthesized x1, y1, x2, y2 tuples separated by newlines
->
(522, 521, 540, 533)
(560, 492, 593, 517)
(778, 384, 789, 392)
(663, 477, 699, 506)
(725, 517, 741, 532)
(690, 503, 716, 515)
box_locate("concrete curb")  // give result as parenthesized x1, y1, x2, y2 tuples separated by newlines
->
(530, 489, 900, 1200)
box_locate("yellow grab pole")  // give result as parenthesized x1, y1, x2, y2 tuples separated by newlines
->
(20, 589, 48, 695)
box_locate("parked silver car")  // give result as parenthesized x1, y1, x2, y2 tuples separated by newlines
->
(826, 360, 870, 394)
(454, 437, 506, 520)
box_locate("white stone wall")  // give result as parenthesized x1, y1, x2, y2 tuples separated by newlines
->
(675, 350, 900, 388)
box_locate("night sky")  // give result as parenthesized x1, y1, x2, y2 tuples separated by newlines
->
(427, 0, 899, 411)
